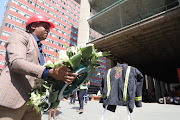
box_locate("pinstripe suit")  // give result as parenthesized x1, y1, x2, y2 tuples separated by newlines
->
(0, 30, 46, 109)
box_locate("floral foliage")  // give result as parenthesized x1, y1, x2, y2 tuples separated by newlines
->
(26, 44, 109, 112)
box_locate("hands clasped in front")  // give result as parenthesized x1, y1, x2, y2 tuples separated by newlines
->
(49, 66, 78, 84)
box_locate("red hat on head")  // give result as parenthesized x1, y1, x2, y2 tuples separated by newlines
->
(26, 14, 55, 29)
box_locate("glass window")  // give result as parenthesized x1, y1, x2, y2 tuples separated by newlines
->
(0, 40, 6, 46)
(2, 31, 10, 37)
(9, 7, 16, 12)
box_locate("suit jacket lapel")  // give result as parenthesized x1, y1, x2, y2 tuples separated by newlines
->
(42, 51, 46, 63)
(29, 34, 41, 63)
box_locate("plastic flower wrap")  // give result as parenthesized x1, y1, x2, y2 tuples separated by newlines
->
(27, 44, 109, 112)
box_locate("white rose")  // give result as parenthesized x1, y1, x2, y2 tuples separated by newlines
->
(71, 46, 77, 54)
(59, 50, 69, 62)
(46, 60, 53, 64)
(61, 54, 69, 62)
(97, 52, 103, 57)
(44, 60, 54, 68)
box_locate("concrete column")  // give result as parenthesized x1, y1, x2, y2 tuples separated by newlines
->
(160, 81, 166, 97)
(77, 0, 90, 47)
(165, 83, 169, 93)
(106, 58, 114, 70)
(145, 75, 148, 90)
(154, 78, 161, 102)
(147, 76, 155, 93)
(147, 76, 155, 102)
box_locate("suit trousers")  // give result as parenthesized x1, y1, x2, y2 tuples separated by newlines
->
(0, 104, 41, 120)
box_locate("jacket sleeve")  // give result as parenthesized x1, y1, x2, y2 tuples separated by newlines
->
(5, 30, 45, 78)
(99, 76, 104, 103)
(135, 68, 144, 107)
(99, 70, 108, 103)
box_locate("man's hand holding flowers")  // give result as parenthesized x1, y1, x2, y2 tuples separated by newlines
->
(48, 66, 77, 84)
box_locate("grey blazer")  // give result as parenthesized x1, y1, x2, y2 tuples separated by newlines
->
(0, 30, 45, 109)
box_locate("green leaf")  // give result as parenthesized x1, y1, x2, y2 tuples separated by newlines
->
(54, 62, 62, 68)
(69, 51, 81, 70)
(65, 44, 68, 49)
(81, 44, 93, 59)
(101, 52, 111, 57)
(43, 84, 50, 89)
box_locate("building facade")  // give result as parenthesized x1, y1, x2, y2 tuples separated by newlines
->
(0, 0, 80, 65)
(0, 0, 105, 88)
(88, 0, 180, 101)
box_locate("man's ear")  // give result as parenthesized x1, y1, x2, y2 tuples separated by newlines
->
(31, 23, 37, 30)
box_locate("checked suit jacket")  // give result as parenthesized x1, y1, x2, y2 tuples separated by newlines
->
(0, 30, 46, 109)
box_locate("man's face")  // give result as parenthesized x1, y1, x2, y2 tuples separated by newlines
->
(31, 22, 50, 40)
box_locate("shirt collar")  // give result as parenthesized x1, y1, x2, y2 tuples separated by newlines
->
(32, 34, 42, 47)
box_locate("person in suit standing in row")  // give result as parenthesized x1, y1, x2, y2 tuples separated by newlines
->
(0, 14, 77, 120)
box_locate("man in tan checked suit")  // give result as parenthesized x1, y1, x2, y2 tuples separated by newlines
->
(0, 14, 77, 120)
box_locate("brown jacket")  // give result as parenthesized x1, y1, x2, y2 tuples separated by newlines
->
(0, 30, 45, 109)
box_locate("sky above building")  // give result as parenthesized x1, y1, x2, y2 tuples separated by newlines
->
(0, 0, 8, 26)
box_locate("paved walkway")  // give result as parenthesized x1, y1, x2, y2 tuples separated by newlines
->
(42, 100, 180, 120)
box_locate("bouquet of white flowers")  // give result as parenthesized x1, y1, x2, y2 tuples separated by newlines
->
(26, 44, 109, 112)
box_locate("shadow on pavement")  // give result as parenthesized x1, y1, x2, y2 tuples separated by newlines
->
(71, 106, 79, 110)
(43, 109, 62, 116)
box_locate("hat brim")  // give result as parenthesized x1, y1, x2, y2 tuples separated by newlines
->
(46, 21, 55, 29)
(26, 21, 55, 30)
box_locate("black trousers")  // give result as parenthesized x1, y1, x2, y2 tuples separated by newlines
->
(77, 89, 86, 109)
